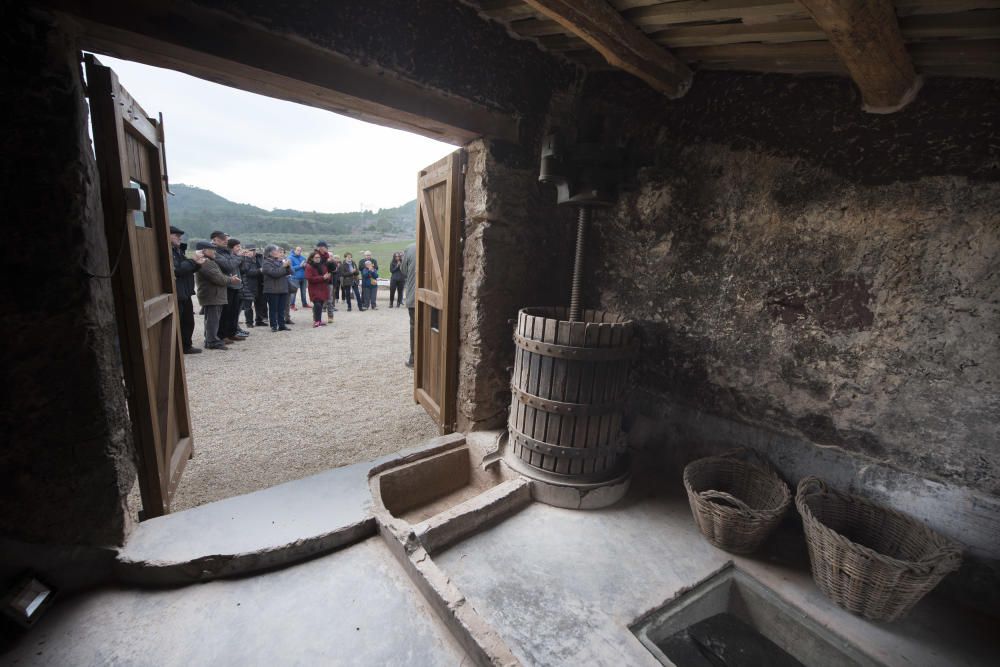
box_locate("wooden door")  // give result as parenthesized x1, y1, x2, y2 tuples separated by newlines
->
(86, 55, 193, 519)
(414, 150, 464, 434)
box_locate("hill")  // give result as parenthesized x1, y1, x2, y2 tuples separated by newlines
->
(167, 183, 416, 248)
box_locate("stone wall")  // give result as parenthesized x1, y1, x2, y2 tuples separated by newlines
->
(581, 72, 999, 496)
(576, 71, 1000, 611)
(458, 140, 576, 431)
(0, 9, 134, 549)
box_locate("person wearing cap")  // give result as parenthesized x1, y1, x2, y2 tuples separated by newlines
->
(288, 246, 309, 311)
(170, 226, 201, 354)
(210, 231, 243, 344)
(225, 238, 250, 340)
(193, 241, 229, 351)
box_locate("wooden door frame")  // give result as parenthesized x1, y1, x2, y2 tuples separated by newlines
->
(414, 150, 464, 434)
(86, 54, 193, 518)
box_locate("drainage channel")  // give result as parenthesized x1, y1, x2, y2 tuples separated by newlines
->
(631, 564, 879, 667)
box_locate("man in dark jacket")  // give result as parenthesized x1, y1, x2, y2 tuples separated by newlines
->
(170, 226, 201, 354)
(194, 241, 230, 350)
(239, 245, 262, 327)
(252, 247, 268, 326)
(227, 237, 251, 339)
(211, 230, 244, 343)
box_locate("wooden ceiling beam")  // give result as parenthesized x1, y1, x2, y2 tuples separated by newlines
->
(507, 0, 1000, 40)
(543, 11, 1000, 52)
(520, 0, 693, 97)
(624, 1, 807, 27)
(477, 0, 666, 21)
(52, 1, 520, 144)
(796, 0, 921, 113)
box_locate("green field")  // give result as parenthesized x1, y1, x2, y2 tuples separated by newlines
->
(315, 239, 412, 265)
(237, 237, 412, 265)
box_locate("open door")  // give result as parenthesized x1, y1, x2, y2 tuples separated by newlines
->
(414, 150, 464, 434)
(86, 54, 193, 519)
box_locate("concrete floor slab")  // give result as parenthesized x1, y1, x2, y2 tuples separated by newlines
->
(434, 489, 1000, 667)
(6, 538, 468, 667)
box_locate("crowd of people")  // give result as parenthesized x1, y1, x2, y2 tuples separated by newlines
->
(170, 227, 416, 365)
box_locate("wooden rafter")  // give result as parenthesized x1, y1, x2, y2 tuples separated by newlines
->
(521, 0, 693, 97)
(796, 0, 921, 112)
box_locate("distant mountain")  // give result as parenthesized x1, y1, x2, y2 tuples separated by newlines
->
(167, 184, 416, 247)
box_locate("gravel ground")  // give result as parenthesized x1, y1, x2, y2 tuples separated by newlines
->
(130, 289, 436, 515)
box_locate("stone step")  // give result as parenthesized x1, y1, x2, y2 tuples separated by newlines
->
(116, 433, 465, 585)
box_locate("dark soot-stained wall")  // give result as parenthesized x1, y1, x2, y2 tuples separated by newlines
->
(193, 0, 575, 125)
(583, 73, 999, 496)
(1, 9, 135, 547)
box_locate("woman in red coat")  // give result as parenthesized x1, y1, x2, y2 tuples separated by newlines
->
(304, 250, 332, 327)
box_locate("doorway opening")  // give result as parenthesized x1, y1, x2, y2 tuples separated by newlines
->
(83, 51, 462, 519)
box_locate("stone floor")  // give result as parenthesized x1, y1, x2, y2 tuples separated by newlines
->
(5, 443, 998, 667)
(434, 485, 1000, 667)
(4, 538, 467, 667)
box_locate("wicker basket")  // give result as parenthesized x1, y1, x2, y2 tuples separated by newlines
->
(683, 449, 791, 554)
(796, 477, 963, 622)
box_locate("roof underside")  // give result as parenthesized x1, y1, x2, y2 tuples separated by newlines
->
(468, 0, 1000, 80)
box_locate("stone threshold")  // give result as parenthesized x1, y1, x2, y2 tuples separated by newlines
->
(116, 433, 465, 586)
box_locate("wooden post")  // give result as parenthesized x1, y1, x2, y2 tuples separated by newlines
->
(796, 0, 921, 113)
(521, 0, 693, 98)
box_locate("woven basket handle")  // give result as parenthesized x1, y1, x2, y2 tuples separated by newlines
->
(797, 476, 828, 498)
(699, 489, 754, 515)
(906, 548, 959, 576)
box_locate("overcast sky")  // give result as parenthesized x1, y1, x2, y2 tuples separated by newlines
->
(90, 55, 456, 213)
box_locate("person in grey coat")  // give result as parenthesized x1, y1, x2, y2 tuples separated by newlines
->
(402, 242, 417, 368)
(194, 241, 231, 351)
(261, 244, 291, 332)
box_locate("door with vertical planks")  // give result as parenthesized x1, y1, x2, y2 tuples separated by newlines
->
(414, 150, 464, 434)
(86, 55, 193, 518)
